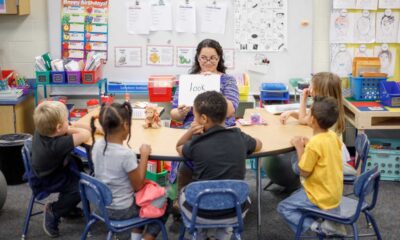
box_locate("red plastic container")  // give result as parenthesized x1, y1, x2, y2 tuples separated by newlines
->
(148, 75, 175, 102)
(82, 64, 103, 84)
(1, 70, 15, 86)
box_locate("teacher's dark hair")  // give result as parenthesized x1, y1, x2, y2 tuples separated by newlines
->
(190, 39, 227, 74)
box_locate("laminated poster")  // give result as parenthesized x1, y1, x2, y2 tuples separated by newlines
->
(61, 0, 109, 60)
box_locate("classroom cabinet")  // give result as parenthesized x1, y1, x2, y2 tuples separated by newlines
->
(0, 0, 30, 15)
(0, 93, 34, 134)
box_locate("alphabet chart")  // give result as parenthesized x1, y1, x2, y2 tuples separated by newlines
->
(233, 0, 288, 52)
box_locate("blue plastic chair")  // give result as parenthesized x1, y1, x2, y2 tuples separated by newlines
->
(295, 166, 382, 240)
(79, 173, 168, 240)
(178, 180, 249, 240)
(344, 133, 370, 185)
(21, 138, 55, 239)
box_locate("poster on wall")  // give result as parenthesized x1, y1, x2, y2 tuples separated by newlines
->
(223, 48, 235, 69)
(330, 10, 354, 43)
(176, 47, 195, 67)
(61, 0, 109, 61)
(234, 0, 288, 52)
(0, 0, 6, 13)
(330, 44, 354, 77)
(115, 47, 142, 67)
(146, 45, 174, 66)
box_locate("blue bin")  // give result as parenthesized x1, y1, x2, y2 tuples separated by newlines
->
(350, 75, 387, 101)
(380, 81, 400, 107)
(260, 83, 289, 101)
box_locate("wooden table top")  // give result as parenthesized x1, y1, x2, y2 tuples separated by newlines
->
(78, 108, 313, 160)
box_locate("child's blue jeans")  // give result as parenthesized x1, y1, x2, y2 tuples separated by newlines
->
(277, 188, 317, 233)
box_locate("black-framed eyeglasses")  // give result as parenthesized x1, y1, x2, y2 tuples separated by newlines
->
(198, 55, 219, 63)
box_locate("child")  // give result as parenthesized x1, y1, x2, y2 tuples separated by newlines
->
(32, 101, 91, 238)
(90, 102, 169, 240)
(277, 96, 346, 236)
(280, 72, 355, 175)
(176, 91, 262, 240)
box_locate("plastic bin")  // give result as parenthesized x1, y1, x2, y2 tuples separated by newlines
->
(82, 64, 103, 84)
(35, 71, 51, 84)
(350, 75, 387, 101)
(1, 70, 15, 86)
(366, 138, 400, 181)
(51, 71, 66, 84)
(0, 134, 31, 185)
(260, 83, 289, 101)
(148, 75, 175, 102)
(66, 71, 81, 84)
(380, 81, 400, 107)
(146, 170, 168, 186)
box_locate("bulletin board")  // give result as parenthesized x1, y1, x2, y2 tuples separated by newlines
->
(47, 0, 313, 94)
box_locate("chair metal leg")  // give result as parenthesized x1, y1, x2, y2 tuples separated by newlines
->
(159, 224, 169, 240)
(191, 230, 197, 240)
(178, 223, 186, 240)
(351, 223, 359, 240)
(106, 231, 113, 240)
(364, 212, 372, 228)
(364, 211, 382, 240)
(81, 219, 96, 240)
(21, 194, 35, 239)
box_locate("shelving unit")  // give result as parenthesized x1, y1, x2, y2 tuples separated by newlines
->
(33, 78, 108, 105)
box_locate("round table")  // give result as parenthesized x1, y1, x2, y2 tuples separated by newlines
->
(78, 108, 312, 239)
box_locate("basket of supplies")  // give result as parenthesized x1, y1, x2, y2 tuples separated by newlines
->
(366, 138, 400, 181)
(260, 83, 289, 102)
(350, 75, 387, 101)
(148, 75, 175, 102)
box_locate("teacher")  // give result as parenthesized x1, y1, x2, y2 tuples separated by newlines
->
(170, 39, 239, 128)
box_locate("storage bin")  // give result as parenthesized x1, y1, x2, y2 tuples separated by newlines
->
(35, 71, 51, 84)
(366, 138, 400, 181)
(148, 75, 175, 102)
(51, 71, 66, 84)
(82, 64, 103, 84)
(350, 75, 387, 101)
(146, 170, 168, 186)
(380, 81, 400, 107)
(260, 83, 289, 101)
(1, 70, 15, 86)
(66, 71, 81, 84)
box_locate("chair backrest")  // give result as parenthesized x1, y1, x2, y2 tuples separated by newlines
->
(354, 133, 370, 173)
(289, 78, 303, 89)
(21, 139, 35, 188)
(79, 173, 113, 225)
(185, 180, 249, 211)
(352, 166, 380, 220)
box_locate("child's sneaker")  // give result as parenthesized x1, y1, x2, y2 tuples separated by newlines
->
(320, 220, 347, 236)
(43, 203, 60, 238)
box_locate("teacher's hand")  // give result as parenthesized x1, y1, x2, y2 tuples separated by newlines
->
(177, 105, 191, 117)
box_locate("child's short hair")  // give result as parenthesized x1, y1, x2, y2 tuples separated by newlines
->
(194, 91, 227, 124)
(311, 96, 339, 130)
(33, 101, 68, 136)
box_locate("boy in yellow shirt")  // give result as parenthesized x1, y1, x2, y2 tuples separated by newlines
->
(277, 96, 346, 236)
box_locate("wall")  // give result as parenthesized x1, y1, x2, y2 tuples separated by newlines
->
(313, 0, 331, 73)
(0, 0, 49, 78)
(0, 0, 332, 82)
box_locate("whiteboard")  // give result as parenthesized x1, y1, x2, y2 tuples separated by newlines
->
(48, 0, 313, 94)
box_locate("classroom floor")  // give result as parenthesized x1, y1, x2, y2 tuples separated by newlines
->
(0, 170, 399, 240)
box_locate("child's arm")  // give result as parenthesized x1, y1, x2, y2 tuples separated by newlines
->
(280, 111, 299, 124)
(71, 120, 104, 135)
(170, 105, 191, 122)
(176, 122, 204, 156)
(128, 144, 151, 191)
(291, 136, 311, 177)
(67, 126, 91, 147)
(297, 88, 310, 125)
(254, 138, 263, 152)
